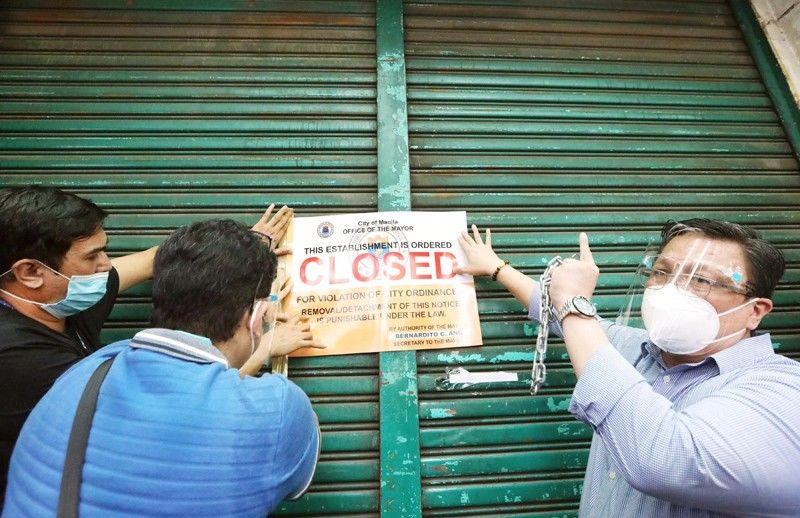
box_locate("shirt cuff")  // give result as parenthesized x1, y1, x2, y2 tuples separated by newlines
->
(568, 343, 646, 427)
(526, 281, 564, 336)
(527, 281, 543, 321)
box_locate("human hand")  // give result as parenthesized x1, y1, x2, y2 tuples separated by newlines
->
(269, 312, 325, 357)
(548, 233, 599, 309)
(252, 204, 293, 255)
(454, 224, 504, 277)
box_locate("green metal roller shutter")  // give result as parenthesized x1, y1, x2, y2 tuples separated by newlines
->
(0, 1, 380, 515)
(405, 0, 800, 515)
(2, 1, 800, 516)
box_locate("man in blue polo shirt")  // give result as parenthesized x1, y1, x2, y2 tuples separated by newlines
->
(3, 219, 320, 517)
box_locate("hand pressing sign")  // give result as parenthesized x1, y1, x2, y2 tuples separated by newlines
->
(252, 204, 293, 256)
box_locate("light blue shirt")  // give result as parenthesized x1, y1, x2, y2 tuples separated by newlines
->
(528, 284, 800, 517)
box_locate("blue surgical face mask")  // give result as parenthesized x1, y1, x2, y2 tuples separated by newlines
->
(0, 262, 109, 319)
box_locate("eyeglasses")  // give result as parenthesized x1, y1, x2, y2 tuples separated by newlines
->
(639, 268, 751, 298)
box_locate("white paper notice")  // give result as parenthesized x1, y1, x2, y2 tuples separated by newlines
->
(447, 367, 519, 385)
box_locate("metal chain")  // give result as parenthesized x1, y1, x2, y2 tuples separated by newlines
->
(531, 256, 563, 395)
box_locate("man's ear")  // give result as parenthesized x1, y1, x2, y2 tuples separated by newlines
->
(240, 306, 255, 335)
(8, 260, 47, 289)
(244, 301, 269, 335)
(747, 298, 773, 331)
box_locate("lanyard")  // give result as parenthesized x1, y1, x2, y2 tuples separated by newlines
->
(0, 296, 90, 354)
(72, 328, 90, 354)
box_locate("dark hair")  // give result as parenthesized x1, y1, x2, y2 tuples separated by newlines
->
(659, 218, 785, 298)
(150, 219, 276, 342)
(0, 186, 107, 275)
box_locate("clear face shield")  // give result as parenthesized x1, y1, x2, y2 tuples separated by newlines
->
(617, 231, 756, 355)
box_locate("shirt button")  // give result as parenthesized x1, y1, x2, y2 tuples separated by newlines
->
(609, 470, 617, 480)
(663, 375, 671, 383)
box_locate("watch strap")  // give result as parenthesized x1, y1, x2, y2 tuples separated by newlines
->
(554, 296, 596, 322)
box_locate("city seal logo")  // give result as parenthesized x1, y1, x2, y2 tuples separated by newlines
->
(317, 221, 334, 238)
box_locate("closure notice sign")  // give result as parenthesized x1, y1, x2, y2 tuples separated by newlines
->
(283, 211, 483, 356)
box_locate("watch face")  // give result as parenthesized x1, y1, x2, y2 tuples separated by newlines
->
(574, 297, 596, 315)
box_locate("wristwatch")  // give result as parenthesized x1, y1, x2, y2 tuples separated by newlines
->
(554, 296, 597, 323)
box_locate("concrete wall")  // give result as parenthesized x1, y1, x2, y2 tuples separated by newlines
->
(750, 0, 800, 103)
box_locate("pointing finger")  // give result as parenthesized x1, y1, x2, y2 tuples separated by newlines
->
(579, 232, 594, 264)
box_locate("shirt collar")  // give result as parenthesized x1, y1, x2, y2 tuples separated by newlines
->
(640, 332, 775, 374)
(709, 332, 775, 374)
(129, 328, 229, 368)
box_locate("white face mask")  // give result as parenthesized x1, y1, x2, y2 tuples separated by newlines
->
(641, 283, 757, 355)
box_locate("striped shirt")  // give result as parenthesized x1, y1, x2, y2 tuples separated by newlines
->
(129, 328, 229, 366)
(529, 285, 800, 517)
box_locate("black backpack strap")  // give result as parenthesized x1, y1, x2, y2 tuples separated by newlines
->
(57, 357, 115, 518)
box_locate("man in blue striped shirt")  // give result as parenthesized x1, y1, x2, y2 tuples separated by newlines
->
(457, 219, 800, 516)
